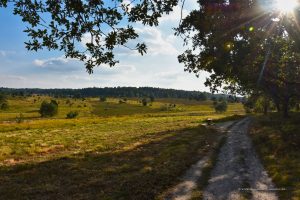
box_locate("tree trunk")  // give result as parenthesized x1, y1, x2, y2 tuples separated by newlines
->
(275, 102, 281, 112)
(283, 105, 289, 118)
(282, 97, 290, 118)
(263, 102, 268, 115)
(271, 96, 281, 112)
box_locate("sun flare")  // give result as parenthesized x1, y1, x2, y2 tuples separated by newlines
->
(275, 0, 299, 13)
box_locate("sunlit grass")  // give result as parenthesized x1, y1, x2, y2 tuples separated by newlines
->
(0, 96, 245, 199)
(0, 114, 236, 164)
(0, 96, 244, 122)
(0, 96, 244, 164)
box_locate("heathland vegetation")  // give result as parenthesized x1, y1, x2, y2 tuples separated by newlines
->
(250, 113, 300, 199)
(1, 90, 299, 199)
(0, 93, 244, 199)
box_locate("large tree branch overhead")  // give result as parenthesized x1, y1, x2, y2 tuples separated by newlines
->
(0, 0, 179, 73)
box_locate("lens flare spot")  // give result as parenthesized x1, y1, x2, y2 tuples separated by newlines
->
(224, 42, 234, 51)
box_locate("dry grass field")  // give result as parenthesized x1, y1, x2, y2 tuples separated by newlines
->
(0, 96, 244, 199)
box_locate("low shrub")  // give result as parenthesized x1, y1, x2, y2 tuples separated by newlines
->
(100, 96, 107, 102)
(16, 113, 24, 123)
(66, 111, 79, 119)
(119, 100, 126, 104)
(214, 101, 228, 113)
(39, 100, 58, 117)
(1, 102, 9, 110)
(142, 98, 148, 106)
(160, 104, 179, 111)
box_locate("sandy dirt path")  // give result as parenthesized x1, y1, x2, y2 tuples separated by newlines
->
(203, 118, 278, 200)
(163, 121, 236, 200)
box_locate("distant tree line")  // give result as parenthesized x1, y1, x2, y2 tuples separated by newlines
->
(0, 87, 239, 102)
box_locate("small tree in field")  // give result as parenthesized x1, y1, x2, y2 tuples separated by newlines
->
(150, 96, 155, 103)
(39, 100, 58, 117)
(142, 98, 148, 106)
(66, 111, 79, 119)
(0, 93, 9, 110)
(1, 102, 9, 110)
(51, 100, 58, 107)
(16, 113, 24, 123)
(100, 96, 107, 102)
(214, 101, 228, 113)
(243, 99, 255, 113)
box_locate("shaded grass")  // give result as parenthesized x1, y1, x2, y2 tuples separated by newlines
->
(213, 114, 245, 123)
(0, 126, 223, 200)
(190, 129, 230, 199)
(249, 113, 300, 200)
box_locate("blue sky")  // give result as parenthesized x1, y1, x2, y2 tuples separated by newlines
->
(0, 0, 210, 91)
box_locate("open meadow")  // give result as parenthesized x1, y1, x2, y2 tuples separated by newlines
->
(0, 96, 244, 199)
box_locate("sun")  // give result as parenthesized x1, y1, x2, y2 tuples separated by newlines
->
(275, 0, 299, 13)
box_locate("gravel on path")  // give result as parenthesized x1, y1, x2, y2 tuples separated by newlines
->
(203, 118, 278, 200)
(163, 121, 236, 200)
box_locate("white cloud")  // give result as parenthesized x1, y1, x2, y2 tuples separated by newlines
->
(155, 71, 181, 80)
(33, 55, 82, 72)
(158, 0, 199, 24)
(0, 51, 7, 57)
(159, 6, 189, 24)
(33, 56, 69, 67)
(135, 27, 179, 56)
(81, 33, 91, 47)
(33, 59, 46, 67)
(80, 33, 105, 47)
(97, 64, 136, 75)
(112, 26, 181, 57)
(0, 75, 27, 88)
(0, 50, 15, 57)
(114, 45, 141, 57)
(121, 0, 134, 12)
(0, 75, 26, 81)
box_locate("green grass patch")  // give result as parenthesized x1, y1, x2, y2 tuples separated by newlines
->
(0, 97, 244, 122)
(250, 113, 300, 200)
(0, 96, 245, 199)
(0, 125, 224, 200)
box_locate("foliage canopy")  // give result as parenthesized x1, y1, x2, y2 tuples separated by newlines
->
(0, 0, 179, 73)
(39, 100, 58, 117)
